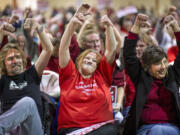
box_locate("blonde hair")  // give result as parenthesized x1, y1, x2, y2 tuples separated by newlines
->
(77, 22, 99, 49)
(0, 43, 27, 75)
(76, 49, 102, 70)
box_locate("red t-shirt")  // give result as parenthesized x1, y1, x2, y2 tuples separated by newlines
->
(167, 46, 178, 63)
(0, 36, 8, 50)
(26, 56, 32, 69)
(57, 56, 114, 130)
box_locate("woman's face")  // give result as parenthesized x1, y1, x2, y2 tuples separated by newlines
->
(148, 57, 169, 79)
(84, 33, 101, 52)
(80, 52, 97, 76)
(122, 16, 133, 31)
(17, 35, 25, 50)
(136, 40, 147, 59)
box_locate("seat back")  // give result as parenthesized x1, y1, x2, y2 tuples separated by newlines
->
(40, 70, 60, 98)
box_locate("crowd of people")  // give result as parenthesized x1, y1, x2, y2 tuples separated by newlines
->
(0, 2, 180, 135)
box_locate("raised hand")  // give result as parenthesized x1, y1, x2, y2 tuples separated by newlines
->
(164, 15, 180, 32)
(168, 6, 178, 18)
(0, 22, 15, 37)
(139, 21, 158, 46)
(0, 22, 15, 33)
(100, 15, 113, 28)
(71, 4, 91, 29)
(24, 8, 32, 20)
(167, 6, 180, 26)
(8, 15, 19, 24)
(131, 14, 149, 34)
(0, 22, 16, 42)
(24, 18, 39, 36)
(75, 4, 90, 17)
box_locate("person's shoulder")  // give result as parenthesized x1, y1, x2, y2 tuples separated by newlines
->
(25, 65, 35, 72)
(0, 74, 10, 82)
(24, 65, 37, 77)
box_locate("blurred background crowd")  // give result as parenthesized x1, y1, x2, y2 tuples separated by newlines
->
(0, 0, 179, 63)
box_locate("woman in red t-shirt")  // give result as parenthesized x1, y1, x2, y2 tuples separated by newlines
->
(58, 4, 117, 135)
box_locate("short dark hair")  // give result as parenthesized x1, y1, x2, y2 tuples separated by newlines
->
(141, 45, 168, 71)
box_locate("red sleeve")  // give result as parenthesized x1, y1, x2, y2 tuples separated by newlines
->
(0, 36, 8, 50)
(26, 56, 32, 69)
(112, 70, 125, 87)
(97, 56, 116, 85)
(174, 31, 180, 42)
(128, 32, 138, 40)
(58, 58, 76, 84)
(167, 46, 178, 62)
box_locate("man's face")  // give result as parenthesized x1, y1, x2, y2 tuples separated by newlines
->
(4, 49, 24, 76)
(149, 57, 169, 79)
(136, 40, 147, 59)
(84, 33, 101, 52)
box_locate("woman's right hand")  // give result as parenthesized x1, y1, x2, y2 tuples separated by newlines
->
(0, 22, 16, 42)
(131, 13, 149, 34)
(164, 15, 180, 33)
(0, 22, 15, 35)
(70, 4, 90, 29)
(139, 20, 158, 46)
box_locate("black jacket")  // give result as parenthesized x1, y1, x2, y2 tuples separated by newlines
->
(122, 33, 180, 135)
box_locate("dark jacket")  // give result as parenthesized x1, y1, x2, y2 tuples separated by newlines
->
(122, 32, 180, 135)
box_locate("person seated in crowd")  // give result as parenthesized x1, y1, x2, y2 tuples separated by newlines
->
(0, 20, 16, 50)
(76, 12, 125, 123)
(155, 5, 180, 59)
(58, 4, 117, 135)
(45, 37, 60, 73)
(123, 13, 180, 135)
(166, 6, 180, 64)
(123, 34, 158, 117)
(0, 17, 53, 135)
(0, 16, 32, 69)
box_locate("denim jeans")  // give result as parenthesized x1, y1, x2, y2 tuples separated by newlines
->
(0, 97, 43, 135)
(137, 123, 180, 135)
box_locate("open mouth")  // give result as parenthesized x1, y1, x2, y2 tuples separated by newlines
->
(157, 70, 166, 75)
(85, 63, 93, 67)
(11, 64, 21, 69)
